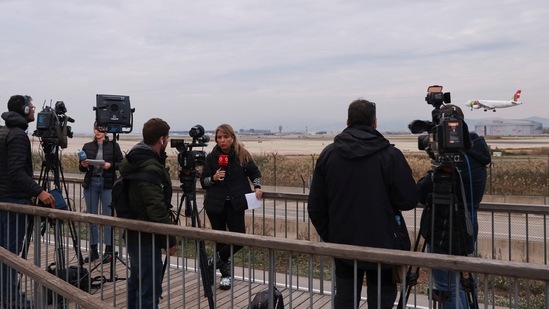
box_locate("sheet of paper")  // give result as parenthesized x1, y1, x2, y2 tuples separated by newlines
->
(245, 192, 262, 210)
(86, 159, 105, 166)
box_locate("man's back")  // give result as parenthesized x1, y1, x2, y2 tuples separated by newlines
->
(308, 125, 419, 252)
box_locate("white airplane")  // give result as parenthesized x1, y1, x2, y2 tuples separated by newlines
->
(465, 90, 522, 112)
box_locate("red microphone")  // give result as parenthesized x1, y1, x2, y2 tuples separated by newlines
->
(218, 154, 229, 170)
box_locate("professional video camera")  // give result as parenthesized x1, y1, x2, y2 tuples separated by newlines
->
(170, 124, 210, 193)
(408, 85, 470, 163)
(33, 100, 74, 149)
(170, 125, 215, 306)
(397, 86, 478, 309)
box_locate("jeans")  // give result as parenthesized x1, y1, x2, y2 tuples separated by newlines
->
(0, 197, 31, 300)
(428, 244, 470, 309)
(83, 177, 112, 246)
(127, 238, 163, 309)
(333, 259, 396, 309)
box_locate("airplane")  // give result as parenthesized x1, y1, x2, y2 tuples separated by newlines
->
(465, 90, 522, 112)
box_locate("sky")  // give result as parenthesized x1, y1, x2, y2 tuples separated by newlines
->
(1, 0, 548, 134)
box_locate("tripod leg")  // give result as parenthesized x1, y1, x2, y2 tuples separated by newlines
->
(397, 232, 425, 309)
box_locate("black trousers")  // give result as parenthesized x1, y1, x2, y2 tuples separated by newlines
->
(206, 200, 246, 262)
(334, 259, 397, 309)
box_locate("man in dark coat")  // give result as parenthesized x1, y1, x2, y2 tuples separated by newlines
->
(121, 118, 176, 309)
(417, 104, 491, 309)
(0, 95, 55, 308)
(308, 99, 419, 309)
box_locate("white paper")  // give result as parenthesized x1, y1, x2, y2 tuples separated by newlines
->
(86, 159, 105, 166)
(245, 192, 262, 210)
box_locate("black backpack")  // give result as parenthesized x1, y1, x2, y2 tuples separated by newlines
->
(248, 286, 284, 309)
(111, 171, 160, 219)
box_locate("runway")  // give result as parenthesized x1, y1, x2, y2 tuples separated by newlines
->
(31, 134, 549, 156)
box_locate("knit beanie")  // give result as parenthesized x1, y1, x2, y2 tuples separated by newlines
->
(7, 95, 28, 115)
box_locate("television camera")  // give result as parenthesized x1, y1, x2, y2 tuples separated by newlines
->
(171, 125, 210, 172)
(33, 100, 74, 149)
(170, 124, 210, 196)
(169, 124, 215, 307)
(397, 86, 478, 309)
(408, 85, 470, 163)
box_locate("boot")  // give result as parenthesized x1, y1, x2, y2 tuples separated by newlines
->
(84, 245, 99, 263)
(102, 245, 113, 264)
(219, 260, 232, 290)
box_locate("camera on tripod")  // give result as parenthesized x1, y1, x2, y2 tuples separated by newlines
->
(171, 125, 210, 198)
(33, 101, 74, 149)
(408, 85, 470, 163)
(171, 125, 210, 172)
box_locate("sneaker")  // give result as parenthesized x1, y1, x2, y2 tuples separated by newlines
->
(219, 260, 232, 290)
(102, 251, 113, 264)
(219, 276, 232, 290)
(83, 249, 99, 263)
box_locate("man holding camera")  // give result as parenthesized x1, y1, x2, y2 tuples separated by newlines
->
(120, 118, 176, 308)
(1, 95, 55, 308)
(308, 99, 419, 309)
(418, 104, 491, 308)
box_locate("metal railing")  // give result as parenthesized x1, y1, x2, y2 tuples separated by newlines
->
(1, 176, 548, 308)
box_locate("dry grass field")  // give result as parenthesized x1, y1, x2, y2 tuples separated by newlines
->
(32, 134, 549, 195)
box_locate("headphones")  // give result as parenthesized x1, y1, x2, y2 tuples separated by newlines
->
(22, 95, 30, 115)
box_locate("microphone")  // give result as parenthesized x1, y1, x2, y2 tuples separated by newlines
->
(218, 154, 229, 170)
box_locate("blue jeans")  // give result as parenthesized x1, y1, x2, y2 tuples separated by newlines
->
(127, 239, 163, 309)
(428, 245, 470, 309)
(83, 177, 112, 246)
(0, 197, 31, 300)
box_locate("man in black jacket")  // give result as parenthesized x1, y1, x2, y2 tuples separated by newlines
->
(308, 99, 419, 309)
(417, 104, 491, 308)
(0, 95, 55, 308)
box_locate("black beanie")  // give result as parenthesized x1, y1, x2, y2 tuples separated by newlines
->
(7, 95, 28, 115)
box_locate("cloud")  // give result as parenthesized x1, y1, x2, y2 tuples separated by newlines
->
(1, 0, 548, 134)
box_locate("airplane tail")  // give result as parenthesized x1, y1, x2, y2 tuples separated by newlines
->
(512, 90, 522, 103)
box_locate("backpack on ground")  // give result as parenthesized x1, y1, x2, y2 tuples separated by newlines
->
(111, 171, 160, 219)
(248, 286, 284, 309)
(46, 263, 90, 304)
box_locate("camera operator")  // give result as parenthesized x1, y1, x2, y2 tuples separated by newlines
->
(0, 95, 54, 308)
(200, 123, 262, 291)
(418, 104, 491, 308)
(120, 118, 176, 309)
(308, 99, 419, 309)
(79, 122, 123, 263)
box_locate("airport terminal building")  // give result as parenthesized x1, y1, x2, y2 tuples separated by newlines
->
(474, 119, 543, 136)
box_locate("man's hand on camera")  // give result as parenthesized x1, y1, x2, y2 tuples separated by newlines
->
(37, 190, 55, 206)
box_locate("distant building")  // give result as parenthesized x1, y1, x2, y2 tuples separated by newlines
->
(474, 119, 543, 136)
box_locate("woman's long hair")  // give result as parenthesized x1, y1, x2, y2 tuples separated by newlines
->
(215, 123, 252, 166)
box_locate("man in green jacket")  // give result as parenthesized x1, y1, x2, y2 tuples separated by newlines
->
(120, 118, 176, 309)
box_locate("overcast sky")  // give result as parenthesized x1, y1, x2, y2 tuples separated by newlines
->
(1, 0, 547, 134)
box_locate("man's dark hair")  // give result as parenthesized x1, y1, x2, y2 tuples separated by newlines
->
(347, 99, 376, 127)
(142, 118, 170, 145)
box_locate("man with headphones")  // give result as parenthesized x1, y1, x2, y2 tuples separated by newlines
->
(1, 95, 55, 308)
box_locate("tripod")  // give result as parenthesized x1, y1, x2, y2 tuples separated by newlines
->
(397, 163, 479, 309)
(87, 132, 127, 286)
(164, 168, 214, 308)
(22, 138, 90, 305)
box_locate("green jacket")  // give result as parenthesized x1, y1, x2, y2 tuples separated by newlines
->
(120, 142, 175, 248)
